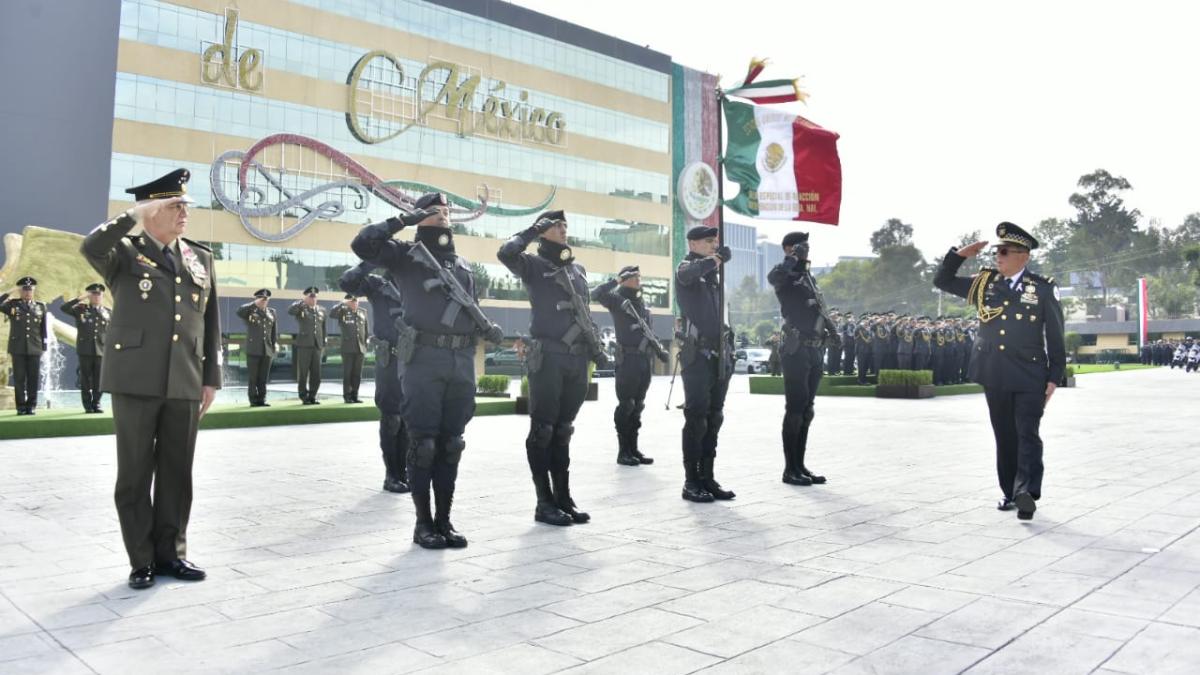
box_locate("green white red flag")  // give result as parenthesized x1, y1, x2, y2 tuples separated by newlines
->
(721, 98, 842, 225)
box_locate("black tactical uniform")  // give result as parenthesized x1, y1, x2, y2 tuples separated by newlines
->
(340, 261, 410, 494)
(288, 289, 327, 404)
(62, 283, 111, 412)
(768, 232, 835, 487)
(330, 295, 369, 403)
(499, 210, 599, 526)
(1, 277, 48, 415)
(676, 225, 736, 503)
(592, 267, 665, 467)
(235, 288, 277, 407)
(841, 319, 856, 375)
(353, 192, 501, 549)
(934, 222, 1065, 520)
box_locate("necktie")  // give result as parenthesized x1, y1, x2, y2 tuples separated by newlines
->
(162, 245, 177, 274)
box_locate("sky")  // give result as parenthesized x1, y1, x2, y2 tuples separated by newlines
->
(513, 0, 1200, 268)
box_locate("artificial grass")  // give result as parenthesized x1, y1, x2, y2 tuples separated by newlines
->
(1071, 363, 1156, 374)
(749, 376, 983, 398)
(0, 397, 516, 440)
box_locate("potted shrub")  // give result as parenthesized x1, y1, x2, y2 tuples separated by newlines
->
(876, 369, 936, 399)
(515, 376, 530, 415)
(585, 360, 599, 401)
(1063, 365, 1076, 388)
(476, 374, 511, 398)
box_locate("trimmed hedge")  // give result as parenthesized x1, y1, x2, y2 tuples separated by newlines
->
(520, 376, 530, 398)
(477, 374, 511, 395)
(1065, 365, 1076, 378)
(877, 369, 933, 386)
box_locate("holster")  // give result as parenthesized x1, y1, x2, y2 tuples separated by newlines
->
(525, 338, 545, 374)
(393, 318, 417, 364)
(373, 338, 393, 369)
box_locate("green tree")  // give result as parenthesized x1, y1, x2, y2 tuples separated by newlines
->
(1064, 331, 1083, 360)
(869, 218, 914, 254)
(751, 319, 776, 345)
(728, 274, 777, 337)
(1147, 269, 1197, 318)
(1031, 217, 1071, 277)
(1065, 169, 1141, 303)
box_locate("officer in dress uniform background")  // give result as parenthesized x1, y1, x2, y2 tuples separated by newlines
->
(1, 276, 48, 415)
(236, 288, 277, 407)
(499, 210, 600, 526)
(330, 293, 369, 403)
(592, 265, 663, 468)
(935, 221, 1065, 521)
(62, 283, 111, 412)
(289, 287, 327, 405)
(81, 168, 221, 589)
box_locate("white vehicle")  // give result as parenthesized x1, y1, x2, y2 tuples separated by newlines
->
(734, 347, 772, 374)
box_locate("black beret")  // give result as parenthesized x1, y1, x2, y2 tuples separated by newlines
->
(415, 192, 449, 210)
(537, 210, 566, 223)
(995, 221, 1038, 250)
(781, 231, 809, 248)
(687, 225, 719, 240)
(344, 293, 356, 300)
(303, 286, 320, 295)
(253, 288, 271, 298)
(17, 276, 37, 288)
(86, 283, 105, 293)
(125, 168, 194, 202)
(618, 265, 640, 280)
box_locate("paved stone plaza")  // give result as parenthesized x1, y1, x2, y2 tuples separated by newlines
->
(1, 368, 1198, 674)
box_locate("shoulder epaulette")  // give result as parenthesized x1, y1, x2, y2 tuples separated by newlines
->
(182, 238, 212, 252)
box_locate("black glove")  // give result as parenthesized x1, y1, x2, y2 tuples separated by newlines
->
(791, 242, 810, 262)
(716, 245, 733, 262)
(483, 323, 504, 345)
(386, 209, 431, 234)
(532, 217, 558, 235)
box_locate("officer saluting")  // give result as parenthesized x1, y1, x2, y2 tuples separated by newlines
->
(330, 293, 368, 403)
(81, 168, 221, 589)
(768, 232, 837, 486)
(499, 210, 602, 526)
(62, 283, 111, 413)
(289, 287, 327, 404)
(934, 222, 1065, 520)
(352, 192, 502, 549)
(340, 262, 410, 494)
(676, 225, 736, 503)
(592, 265, 666, 467)
(1, 277, 49, 415)
(236, 289, 277, 407)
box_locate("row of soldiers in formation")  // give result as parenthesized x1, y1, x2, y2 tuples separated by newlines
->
(61, 167, 1062, 589)
(784, 311, 980, 385)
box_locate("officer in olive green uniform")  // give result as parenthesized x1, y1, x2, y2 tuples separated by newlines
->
(236, 288, 277, 407)
(289, 287, 327, 404)
(81, 169, 221, 589)
(330, 293, 369, 403)
(1, 276, 48, 415)
(62, 283, 111, 412)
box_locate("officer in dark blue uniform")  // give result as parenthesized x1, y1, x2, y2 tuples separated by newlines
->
(499, 210, 601, 526)
(340, 261, 410, 494)
(352, 192, 502, 549)
(676, 225, 736, 503)
(935, 221, 1065, 520)
(768, 232, 838, 487)
(592, 265, 665, 467)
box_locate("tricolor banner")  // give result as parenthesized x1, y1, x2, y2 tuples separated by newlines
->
(1138, 277, 1149, 348)
(721, 98, 842, 225)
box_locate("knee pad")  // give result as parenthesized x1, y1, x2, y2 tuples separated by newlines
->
(526, 422, 555, 450)
(381, 414, 404, 436)
(552, 423, 575, 447)
(442, 435, 466, 465)
(803, 406, 815, 425)
(683, 411, 708, 441)
(408, 437, 438, 469)
(708, 411, 725, 435)
(615, 399, 635, 420)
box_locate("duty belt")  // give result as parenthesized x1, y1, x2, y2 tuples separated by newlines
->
(414, 332, 476, 350)
(536, 338, 588, 356)
(618, 340, 650, 354)
(784, 325, 824, 348)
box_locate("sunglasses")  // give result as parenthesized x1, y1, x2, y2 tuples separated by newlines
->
(995, 247, 1028, 257)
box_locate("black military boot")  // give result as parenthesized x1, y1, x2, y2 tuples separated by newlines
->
(781, 414, 811, 486)
(681, 459, 714, 502)
(630, 426, 653, 464)
(533, 473, 573, 526)
(411, 491, 447, 549)
(552, 470, 590, 523)
(796, 417, 826, 484)
(701, 457, 736, 500)
(616, 433, 640, 466)
(433, 486, 468, 548)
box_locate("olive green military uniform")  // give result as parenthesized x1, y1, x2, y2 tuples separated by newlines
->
(80, 211, 222, 569)
(236, 302, 277, 406)
(288, 301, 326, 403)
(330, 302, 368, 402)
(0, 293, 48, 413)
(62, 298, 110, 411)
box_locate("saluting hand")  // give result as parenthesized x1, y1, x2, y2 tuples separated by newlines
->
(199, 385, 217, 420)
(129, 196, 187, 223)
(1044, 381, 1056, 407)
(956, 241, 989, 258)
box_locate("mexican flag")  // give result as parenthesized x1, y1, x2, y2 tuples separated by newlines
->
(722, 98, 842, 225)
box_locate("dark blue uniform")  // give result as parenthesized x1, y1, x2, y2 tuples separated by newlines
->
(352, 209, 481, 549)
(340, 262, 410, 492)
(498, 221, 595, 525)
(592, 278, 657, 466)
(935, 250, 1065, 512)
(676, 252, 735, 502)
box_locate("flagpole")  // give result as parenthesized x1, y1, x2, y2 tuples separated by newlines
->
(716, 87, 727, 342)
